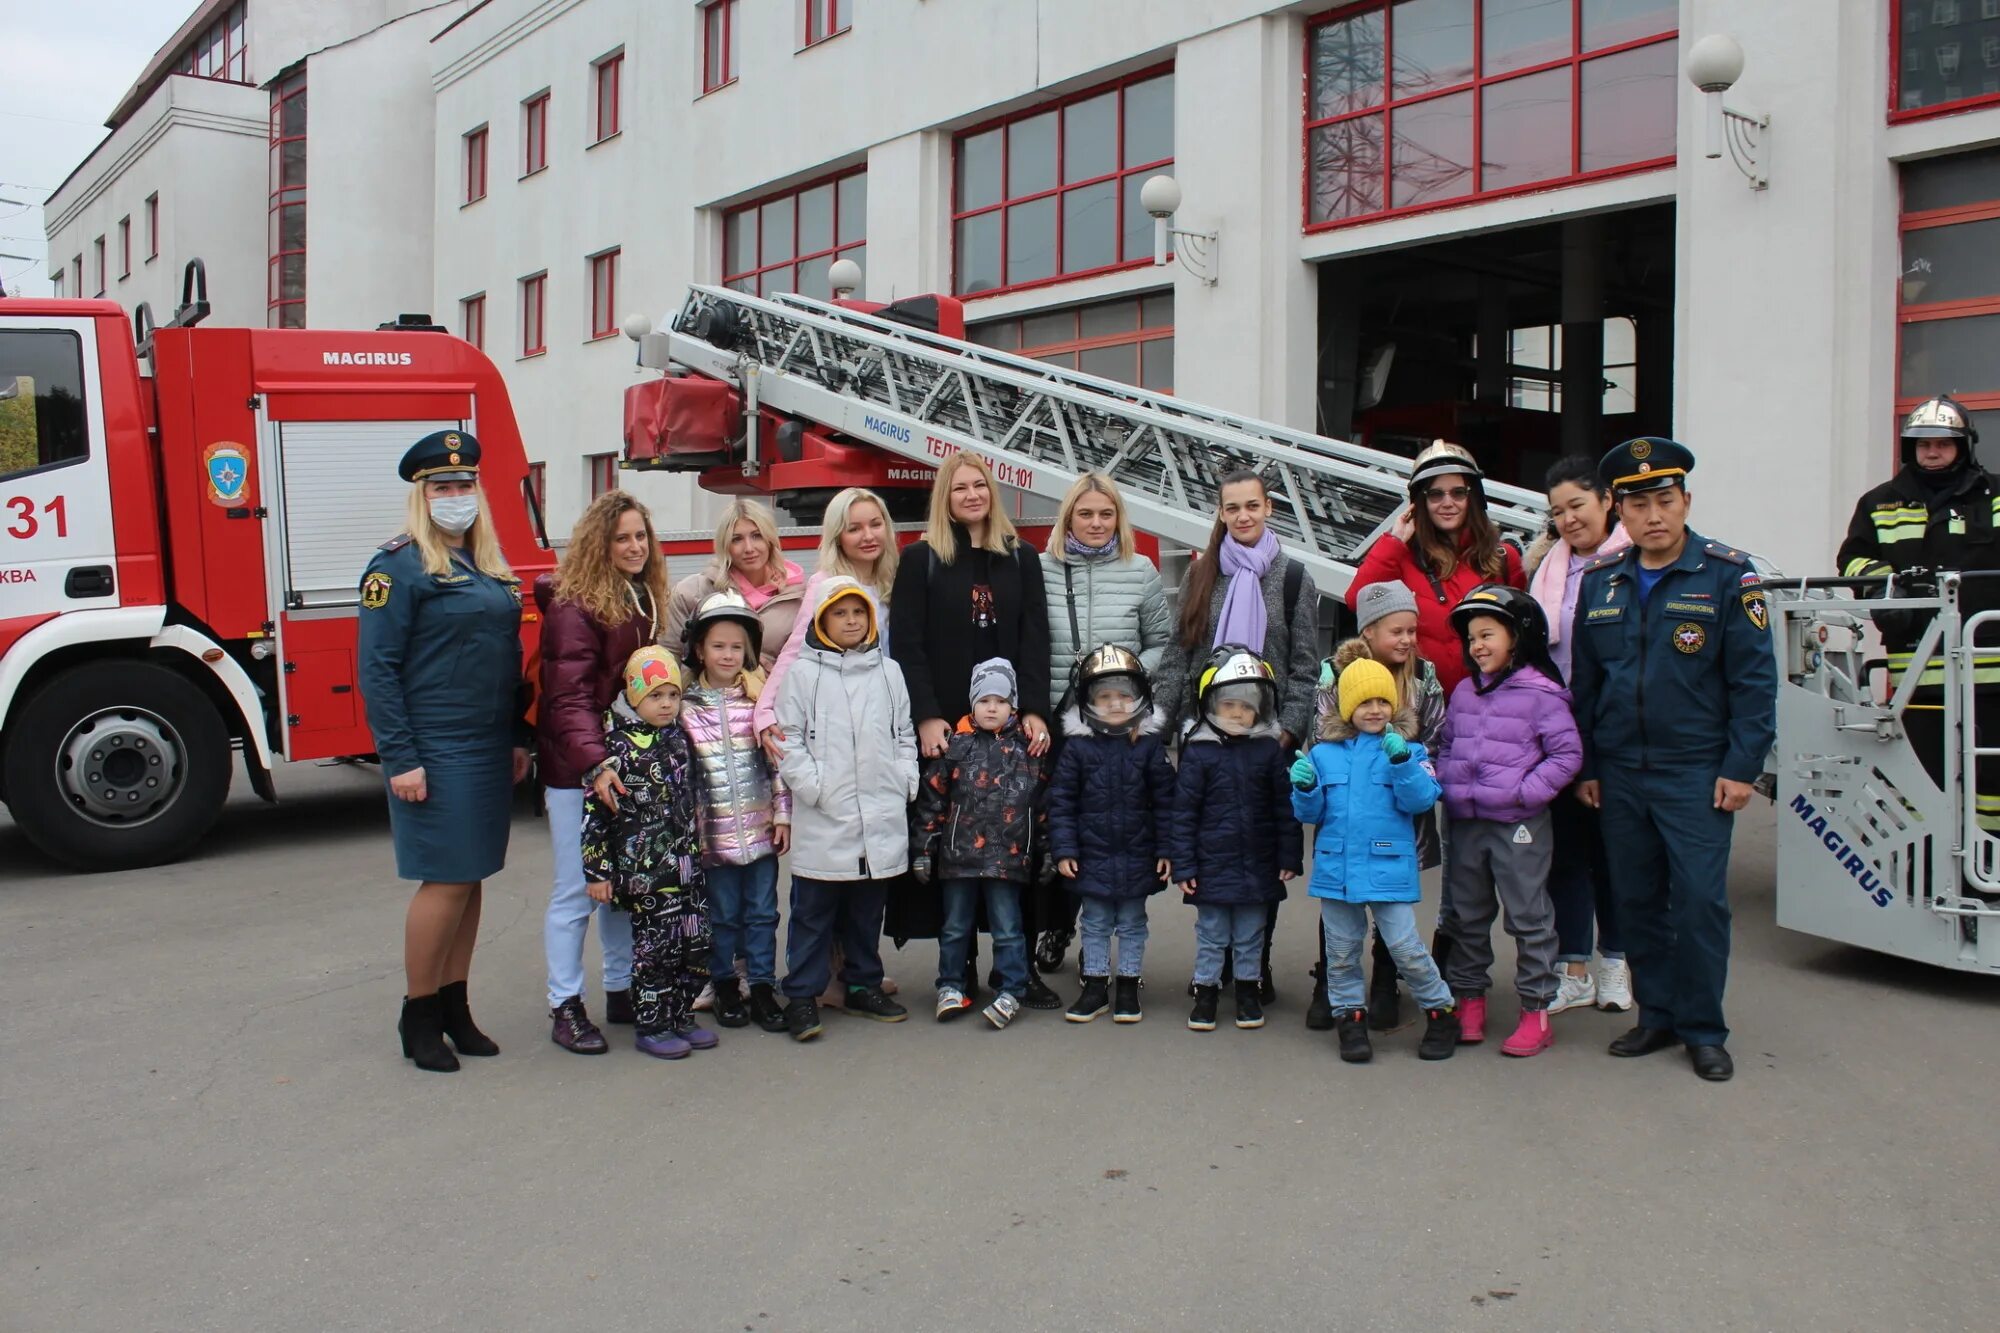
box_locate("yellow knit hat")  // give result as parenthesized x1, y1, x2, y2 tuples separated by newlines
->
(1337, 658, 1397, 722)
(624, 646, 684, 707)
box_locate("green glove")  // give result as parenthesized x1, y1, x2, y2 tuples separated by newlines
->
(1288, 749, 1317, 790)
(1381, 731, 1409, 762)
(1317, 659, 1336, 691)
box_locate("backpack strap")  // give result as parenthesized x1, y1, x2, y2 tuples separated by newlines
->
(1284, 557, 1304, 612)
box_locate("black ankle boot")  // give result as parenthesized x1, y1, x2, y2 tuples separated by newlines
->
(1335, 1008, 1373, 1064)
(437, 981, 499, 1057)
(1306, 963, 1335, 1031)
(399, 994, 461, 1073)
(712, 975, 750, 1029)
(1188, 984, 1220, 1031)
(1234, 979, 1265, 1029)
(1067, 976, 1110, 1023)
(1366, 968, 1402, 1033)
(748, 982, 790, 1033)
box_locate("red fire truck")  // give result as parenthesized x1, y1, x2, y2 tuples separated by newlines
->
(0, 267, 551, 870)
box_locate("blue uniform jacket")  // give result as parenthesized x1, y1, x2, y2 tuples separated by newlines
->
(1291, 733, 1441, 905)
(1569, 529, 1778, 783)
(1162, 724, 1303, 907)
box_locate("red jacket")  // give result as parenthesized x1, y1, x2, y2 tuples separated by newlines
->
(533, 574, 660, 790)
(1345, 533, 1525, 698)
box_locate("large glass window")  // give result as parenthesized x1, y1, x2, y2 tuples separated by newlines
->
(1899, 146, 2000, 442)
(1894, 0, 2000, 119)
(967, 292, 1175, 392)
(952, 68, 1174, 297)
(0, 331, 89, 480)
(177, 1, 248, 83)
(722, 168, 866, 300)
(267, 70, 307, 328)
(1306, 1, 1676, 229)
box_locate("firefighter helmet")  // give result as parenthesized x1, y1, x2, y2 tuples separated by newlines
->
(1447, 584, 1564, 692)
(1196, 645, 1277, 733)
(682, 589, 765, 667)
(1408, 439, 1485, 504)
(1900, 395, 1979, 472)
(1073, 643, 1151, 732)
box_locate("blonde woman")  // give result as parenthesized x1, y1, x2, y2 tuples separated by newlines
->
(664, 498, 804, 668)
(534, 489, 671, 1054)
(357, 430, 530, 1074)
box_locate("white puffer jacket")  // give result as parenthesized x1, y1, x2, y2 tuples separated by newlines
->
(1040, 549, 1173, 705)
(772, 579, 919, 882)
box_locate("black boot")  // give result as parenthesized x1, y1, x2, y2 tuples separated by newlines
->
(1367, 968, 1402, 1033)
(1067, 976, 1110, 1023)
(1112, 976, 1143, 1024)
(1024, 968, 1064, 1010)
(1335, 1007, 1373, 1064)
(748, 983, 790, 1033)
(712, 975, 750, 1029)
(1418, 1005, 1461, 1061)
(1258, 934, 1276, 1006)
(1430, 926, 1455, 977)
(436, 980, 499, 1057)
(604, 988, 636, 1025)
(1188, 984, 1220, 1031)
(399, 994, 461, 1073)
(1234, 979, 1265, 1029)
(1306, 961, 1335, 1031)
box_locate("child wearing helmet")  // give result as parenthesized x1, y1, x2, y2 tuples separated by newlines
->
(1435, 586, 1583, 1057)
(1289, 657, 1457, 1063)
(581, 648, 713, 1060)
(680, 591, 792, 1034)
(1046, 645, 1177, 1024)
(1163, 646, 1304, 1033)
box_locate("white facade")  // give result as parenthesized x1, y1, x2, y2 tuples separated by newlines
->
(45, 0, 2000, 578)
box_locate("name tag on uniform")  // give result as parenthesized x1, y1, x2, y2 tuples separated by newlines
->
(1586, 606, 1625, 622)
(433, 573, 472, 586)
(1662, 600, 1717, 619)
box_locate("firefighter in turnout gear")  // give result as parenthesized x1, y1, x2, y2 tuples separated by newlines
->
(1836, 394, 2000, 837)
(1570, 438, 1778, 1085)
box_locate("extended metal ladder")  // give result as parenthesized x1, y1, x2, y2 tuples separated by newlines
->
(644, 285, 1548, 597)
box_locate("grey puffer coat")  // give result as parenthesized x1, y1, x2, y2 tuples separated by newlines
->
(1040, 549, 1173, 707)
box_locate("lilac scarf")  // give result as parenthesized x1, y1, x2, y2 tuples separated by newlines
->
(1214, 529, 1281, 648)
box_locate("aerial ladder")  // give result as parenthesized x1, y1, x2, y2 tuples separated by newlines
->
(624, 286, 1548, 598)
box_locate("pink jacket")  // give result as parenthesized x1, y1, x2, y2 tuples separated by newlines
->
(753, 568, 887, 737)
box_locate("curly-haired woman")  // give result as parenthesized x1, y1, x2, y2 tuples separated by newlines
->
(535, 490, 671, 1053)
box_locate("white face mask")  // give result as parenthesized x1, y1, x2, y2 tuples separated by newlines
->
(429, 495, 480, 534)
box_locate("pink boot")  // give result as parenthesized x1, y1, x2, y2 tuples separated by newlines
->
(1501, 1008, 1553, 1057)
(1457, 996, 1487, 1044)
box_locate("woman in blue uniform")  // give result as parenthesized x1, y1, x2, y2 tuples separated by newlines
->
(358, 430, 531, 1073)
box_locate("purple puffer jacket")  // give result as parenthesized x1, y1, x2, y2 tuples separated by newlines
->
(1436, 666, 1583, 823)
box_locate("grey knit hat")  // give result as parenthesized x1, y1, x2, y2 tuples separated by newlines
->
(1354, 580, 1419, 632)
(969, 657, 1018, 708)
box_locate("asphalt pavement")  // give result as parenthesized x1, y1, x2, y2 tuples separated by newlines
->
(4, 761, 1998, 1332)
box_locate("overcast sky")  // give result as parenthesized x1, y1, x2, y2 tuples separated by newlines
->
(0, 0, 190, 295)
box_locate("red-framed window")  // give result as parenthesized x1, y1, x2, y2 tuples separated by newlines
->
(93, 236, 105, 297)
(1304, 1, 1677, 232)
(587, 452, 618, 499)
(703, 1, 739, 93)
(145, 194, 159, 260)
(1893, 0, 2000, 121)
(464, 126, 488, 202)
(723, 168, 866, 298)
(178, 1, 248, 83)
(805, 0, 849, 47)
(589, 248, 621, 338)
(118, 217, 131, 280)
(1896, 144, 2000, 449)
(594, 51, 623, 141)
(967, 291, 1175, 391)
(523, 92, 550, 175)
(952, 66, 1174, 298)
(267, 69, 308, 328)
(461, 293, 486, 350)
(521, 272, 547, 356)
(528, 462, 547, 511)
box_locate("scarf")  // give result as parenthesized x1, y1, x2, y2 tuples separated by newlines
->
(1064, 532, 1118, 560)
(732, 559, 802, 610)
(1531, 522, 1632, 648)
(1214, 529, 1281, 649)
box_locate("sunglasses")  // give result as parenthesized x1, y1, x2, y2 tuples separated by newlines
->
(1424, 486, 1473, 503)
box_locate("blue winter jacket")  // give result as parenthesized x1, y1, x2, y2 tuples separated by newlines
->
(1163, 721, 1303, 907)
(1047, 704, 1176, 901)
(1290, 708, 1442, 905)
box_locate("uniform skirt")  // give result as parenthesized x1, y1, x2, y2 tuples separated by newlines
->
(387, 745, 514, 882)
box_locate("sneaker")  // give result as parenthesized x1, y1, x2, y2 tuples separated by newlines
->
(673, 1023, 720, 1051)
(635, 1030, 691, 1060)
(549, 996, 608, 1054)
(1548, 969, 1597, 1015)
(1335, 1007, 1373, 1063)
(1234, 979, 1265, 1029)
(748, 983, 789, 1033)
(1597, 959, 1634, 1012)
(1500, 1007, 1554, 1057)
(936, 986, 972, 1021)
(1067, 976, 1110, 1023)
(691, 981, 716, 1014)
(784, 997, 822, 1041)
(983, 993, 1022, 1029)
(845, 985, 908, 1022)
(1457, 995, 1487, 1044)
(1188, 983, 1219, 1032)
(1112, 976, 1143, 1024)
(603, 988, 636, 1025)
(1417, 1005, 1461, 1060)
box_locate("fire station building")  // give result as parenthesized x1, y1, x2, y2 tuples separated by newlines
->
(41, 1, 2000, 577)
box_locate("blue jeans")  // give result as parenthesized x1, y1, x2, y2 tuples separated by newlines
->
(706, 855, 781, 987)
(1321, 900, 1451, 1011)
(543, 786, 633, 1008)
(1078, 896, 1149, 977)
(937, 878, 1028, 998)
(781, 875, 888, 1000)
(1193, 903, 1265, 986)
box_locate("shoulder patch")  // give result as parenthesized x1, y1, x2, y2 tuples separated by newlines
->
(1702, 540, 1748, 565)
(360, 571, 393, 610)
(379, 533, 413, 553)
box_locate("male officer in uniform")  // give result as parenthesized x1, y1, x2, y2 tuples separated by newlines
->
(1836, 395, 2000, 838)
(1569, 438, 1777, 1083)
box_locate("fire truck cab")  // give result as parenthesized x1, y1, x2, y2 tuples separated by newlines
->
(0, 269, 550, 871)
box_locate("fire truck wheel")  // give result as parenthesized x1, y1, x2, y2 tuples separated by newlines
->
(4, 661, 232, 872)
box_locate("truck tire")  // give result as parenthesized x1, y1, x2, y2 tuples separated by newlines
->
(2, 660, 232, 871)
